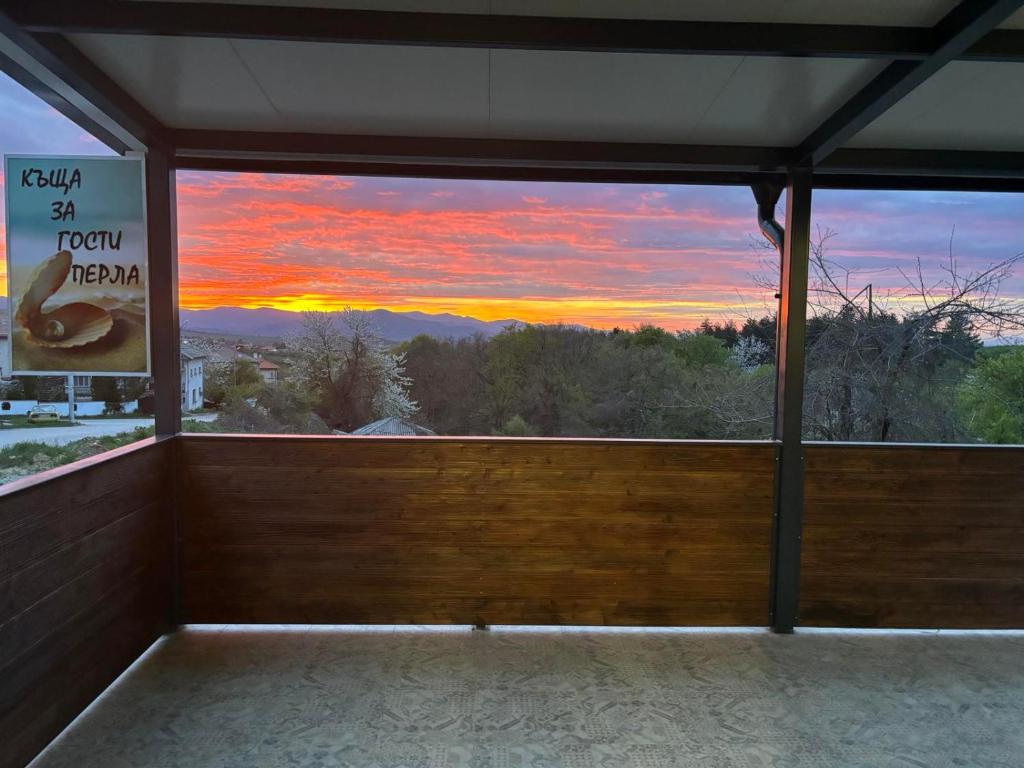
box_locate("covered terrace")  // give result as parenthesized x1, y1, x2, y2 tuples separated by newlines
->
(1, 1, 1024, 766)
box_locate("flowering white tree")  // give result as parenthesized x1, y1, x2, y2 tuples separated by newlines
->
(370, 342, 417, 420)
(729, 336, 772, 372)
(291, 309, 416, 430)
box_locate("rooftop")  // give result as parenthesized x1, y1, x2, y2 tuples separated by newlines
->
(350, 416, 437, 436)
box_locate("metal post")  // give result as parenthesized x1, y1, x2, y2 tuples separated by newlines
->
(771, 167, 812, 633)
(145, 146, 181, 437)
(65, 374, 76, 423)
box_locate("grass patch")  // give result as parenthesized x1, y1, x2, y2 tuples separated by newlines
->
(0, 418, 221, 484)
(0, 415, 76, 429)
(0, 426, 155, 484)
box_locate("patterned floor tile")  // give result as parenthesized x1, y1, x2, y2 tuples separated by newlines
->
(29, 629, 1024, 768)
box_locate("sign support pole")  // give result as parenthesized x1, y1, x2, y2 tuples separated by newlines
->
(66, 374, 76, 423)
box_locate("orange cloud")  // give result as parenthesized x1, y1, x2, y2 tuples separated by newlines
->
(172, 172, 774, 330)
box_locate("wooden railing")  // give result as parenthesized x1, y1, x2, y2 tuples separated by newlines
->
(801, 443, 1024, 628)
(0, 438, 175, 768)
(4, 433, 1024, 768)
(180, 435, 776, 626)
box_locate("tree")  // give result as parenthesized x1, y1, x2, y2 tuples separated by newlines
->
(216, 382, 330, 434)
(397, 334, 492, 434)
(289, 310, 344, 400)
(493, 414, 538, 437)
(789, 227, 1023, 441)
(485, 325, 596, 436)
(204, 359, 261, 406)
(291, 309, 416, 431)
(957, 347, 1024, 443)
(699, 319, 740, 348)
(91, 377, 124, 412)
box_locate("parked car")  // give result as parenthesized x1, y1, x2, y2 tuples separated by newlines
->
(27, 405, 61, 423)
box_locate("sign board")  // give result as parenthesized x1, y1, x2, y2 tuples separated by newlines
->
(4, 155, 150, 376)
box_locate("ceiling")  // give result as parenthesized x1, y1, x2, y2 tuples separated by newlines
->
(72, 34, 894, 146)
(4, 0, 1024, 179)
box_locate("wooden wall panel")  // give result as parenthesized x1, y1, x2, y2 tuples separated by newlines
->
(0, 438, 175, 768)
(801, 444, 1024, 628)
(181, 436, 775, 627)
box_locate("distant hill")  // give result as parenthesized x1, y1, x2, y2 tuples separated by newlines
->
(0, 296, 519, 341)
(179, 306, 520, 341)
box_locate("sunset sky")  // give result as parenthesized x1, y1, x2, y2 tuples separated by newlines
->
(2, 72, 1022, 331)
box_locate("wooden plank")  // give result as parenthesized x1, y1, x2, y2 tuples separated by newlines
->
(805, 443, 1024, 474)
(185, 596, 769, 627)
(0, 501, 165, 626)
(0, 576, 165, 768)
(802, 524, 1024, 554)
(182, 543, 769, 576)
(0, 441, 170, 579)
(802, 551, 1024, 579)
(0, 501, 164, 667)
(801, 444, 1024, 628)
(180, 434, 775, 471)
(185, 517, 770, 549)
(182, 436, 774, 626)
(800, 599, 1024, 629)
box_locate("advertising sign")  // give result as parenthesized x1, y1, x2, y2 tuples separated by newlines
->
(4, 155, 150, 375)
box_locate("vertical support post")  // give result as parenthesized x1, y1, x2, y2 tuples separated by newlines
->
(771, 167, 812, 634)
(144, 144, 183, 628)
(145, 146, 181, 437)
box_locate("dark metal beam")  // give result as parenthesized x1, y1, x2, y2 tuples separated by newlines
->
(177, 152, 1024, 192)
(173, 130, 793, 174)
(0, 11, 169, 152)
(174, 130, 1024, 187)
(177, 155, 788, 187)
(795, 0, 1024, 167)
(814, 173, 1024, 193)
(771, 168, 812, 634)
(822, 148, 1024, 178)
(8, 0, 1024, 62)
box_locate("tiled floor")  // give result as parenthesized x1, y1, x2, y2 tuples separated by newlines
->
(31, 626, 1024, 768)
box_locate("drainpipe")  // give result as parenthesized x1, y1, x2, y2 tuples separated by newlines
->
(751, 182, 785, 255)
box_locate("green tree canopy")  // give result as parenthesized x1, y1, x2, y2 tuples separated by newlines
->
(957, 347, 1024, 444)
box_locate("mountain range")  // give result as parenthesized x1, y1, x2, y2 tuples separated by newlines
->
(0, 296, 519, 341)
(179, 306, 520, 341)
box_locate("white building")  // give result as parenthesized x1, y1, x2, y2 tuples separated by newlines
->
(181, 348, 206, 413)
(257, 359, 280, 384)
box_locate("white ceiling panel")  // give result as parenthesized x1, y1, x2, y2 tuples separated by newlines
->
(66, 32, 896, 146)
(686, 57, 887, 146)
(70, 34, 283, 129)
(231, 40, 490, 136)
(489, 52, 885, 145)
(847, 61, 1024, 151)
(1001, 8, 1024, 28)
(488, 51, 742, 143)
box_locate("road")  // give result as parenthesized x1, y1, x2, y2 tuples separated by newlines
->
(0, 414, 217, 449)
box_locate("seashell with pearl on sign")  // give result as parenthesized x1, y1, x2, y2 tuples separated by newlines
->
(15, 250, 114, 348)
